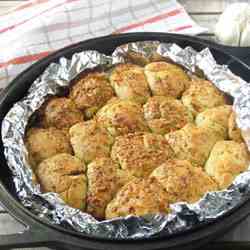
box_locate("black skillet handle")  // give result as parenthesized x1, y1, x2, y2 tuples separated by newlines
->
(0, 200, 54, 249)
(213, 44, 250, 66)
(0, 228, 53, 249)
(197, 36, 250, 65)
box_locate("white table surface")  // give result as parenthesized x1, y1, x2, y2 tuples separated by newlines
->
(1, 0, 250, 249)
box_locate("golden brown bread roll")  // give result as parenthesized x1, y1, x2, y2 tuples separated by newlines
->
(182, 79, 227, 116)
(144, 62, 189, 98)
(111, 132, 174, 178)
(205, 140, 249, 189)
(25, 127, 72, 168)
(228, 112, 243, 142)
(150, 159, 218, 203)
(40, 97, 84, 129)
(195, 105, 232, 139)
(70, 71, 114, 118)
(86, 157, 119, 219)
(143, 96, 193, 135)
(105, 178, 169, 219)
(97, 98, 149, 136)
(165, 124, 220, 167)
(36, 153, 87, 210)
(110, 63, 150, 104)
(69, 119, 114, 164)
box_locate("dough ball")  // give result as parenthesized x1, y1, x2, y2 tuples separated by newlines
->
(150, 159, 218, 203)
(97, 98, 149, 136)
(111, 132, 174, 178)
(70, 71, 114, 118)
(143, 96, 193, 135)
(144, 61, 189, 98)
(41, 97, 84, 129)
(36, 153, 87, 210)
(182, 79, 227, 116)
(25, 127, 72, 168)
(110, 63, 150, 104)
(205, 140, 249, 189)
(69, 119, 114, 164)
(165, 124, 220, 167)
(195, 105, 232, 139)
(86, 157, 119, 219)
(105, 178, 169, 219)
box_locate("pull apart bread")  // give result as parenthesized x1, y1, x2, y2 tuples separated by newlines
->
(143, 96, 193, 135)
(182, 78, 227, 116)
(70, 71, 114, 119)
(39, 97, 84, 129)
(25, 59, 249, 220)
(110, 63, 150, 104)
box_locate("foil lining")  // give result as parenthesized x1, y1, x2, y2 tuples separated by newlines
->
(2, 41, 250, 239)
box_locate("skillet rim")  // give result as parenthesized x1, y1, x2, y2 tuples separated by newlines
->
(0, 32, 250, 247)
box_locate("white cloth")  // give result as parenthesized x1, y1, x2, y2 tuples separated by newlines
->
(0, 0, 206, 88)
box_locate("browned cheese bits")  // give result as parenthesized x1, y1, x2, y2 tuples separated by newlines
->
(195, 105, 232, 139)
(105, 178, 169, 219)
(110, 63, 150, 104)
(143, 96, 193, 135)
(205, 140, 249, 189)
(25, 127, 72, 168)
(97, 98, 149, 137)
(69, 119, 114, 164)
(150, 159, 218, 203)
(144, 62, 189, 98)
(111, 132, 174, 178)
(36, 153, 87, 210)
(70, 72, 114, 118)
(165, 124, 220, 167)
(182, 78, 227, 116)
(40, 97, 84, 129)
(86, 157, 120, 219)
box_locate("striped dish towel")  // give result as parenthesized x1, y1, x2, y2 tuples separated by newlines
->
(0, 0, 206, 88)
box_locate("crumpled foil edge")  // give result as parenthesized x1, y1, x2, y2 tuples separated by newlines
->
(2, 41, 250, 239)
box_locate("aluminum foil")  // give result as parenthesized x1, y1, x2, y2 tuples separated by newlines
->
(2, 41, 250, 239)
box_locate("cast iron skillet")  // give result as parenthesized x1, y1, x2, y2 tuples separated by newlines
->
(0, 33, 250, 250)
